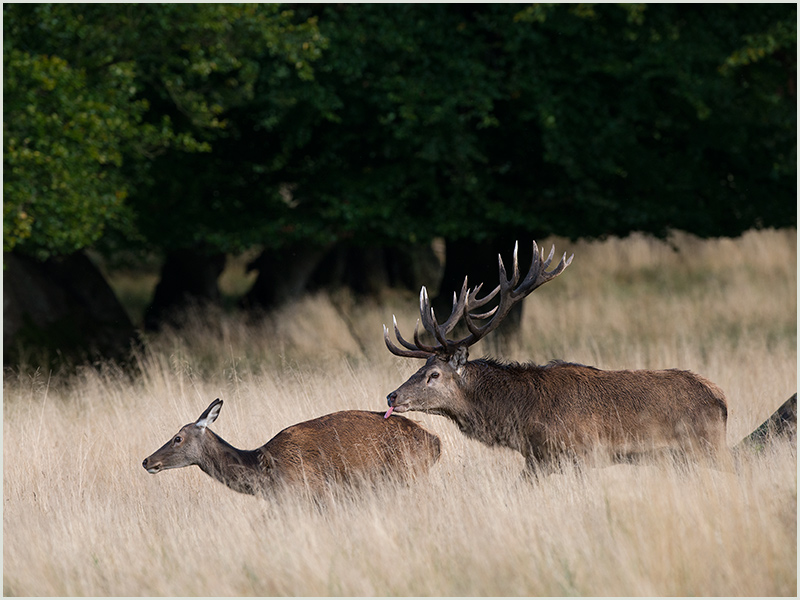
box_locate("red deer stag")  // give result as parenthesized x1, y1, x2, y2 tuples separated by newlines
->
(143, 399, 440, 497)
(383, 241, 731, 475)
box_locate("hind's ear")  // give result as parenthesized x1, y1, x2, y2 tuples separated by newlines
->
(196, 398, 223, 430)
(449, 346, 469, 375)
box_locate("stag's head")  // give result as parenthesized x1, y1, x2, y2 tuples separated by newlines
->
(384, 241, 573, 417)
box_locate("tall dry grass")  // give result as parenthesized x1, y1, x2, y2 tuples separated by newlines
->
(3, 228, 796, 596)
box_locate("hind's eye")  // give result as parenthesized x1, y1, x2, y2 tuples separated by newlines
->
(173, 435, 183, 445)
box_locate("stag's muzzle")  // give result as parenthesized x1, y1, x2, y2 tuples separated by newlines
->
(384, 391, 409, 418)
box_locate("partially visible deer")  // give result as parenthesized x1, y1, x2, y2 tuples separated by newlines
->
(143, 399, 441, 497)
(736, 393, 797, 450)
(384, 241, 732, 476)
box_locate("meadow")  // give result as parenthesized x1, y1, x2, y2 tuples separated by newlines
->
(3, 228, 796, 596)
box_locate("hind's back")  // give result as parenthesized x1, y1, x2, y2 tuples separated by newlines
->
(259, 410, 440, 494)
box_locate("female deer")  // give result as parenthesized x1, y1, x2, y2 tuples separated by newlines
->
(143, 399, 440, 497)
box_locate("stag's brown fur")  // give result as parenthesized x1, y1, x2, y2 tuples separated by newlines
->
(384, 240, 734, 474)
(143, 400, 441, 497)
(387, 355, 730, 473)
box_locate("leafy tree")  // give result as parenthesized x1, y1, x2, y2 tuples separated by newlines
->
(3, 4, 325, 355)
(3, 4, 795, 337)
(4, 49, 143, 259)
(3, 3, 324, 260)
(233, 3, 795, 251)
(484, 3, 796, 239)
(245, 4, 795, 311)
(6, 4, 794, 264)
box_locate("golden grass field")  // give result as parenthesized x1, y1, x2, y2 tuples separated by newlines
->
(3, 228, 797, 596)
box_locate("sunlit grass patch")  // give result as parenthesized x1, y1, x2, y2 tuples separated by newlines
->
(3, 228, 796, 596)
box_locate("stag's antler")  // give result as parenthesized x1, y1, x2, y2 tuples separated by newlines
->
(384, 241, 573, 358)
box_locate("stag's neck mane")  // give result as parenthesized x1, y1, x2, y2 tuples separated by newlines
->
(435, 358, 531, 451)
(470, 357, 595, 371)
(443, 357, 595, 452)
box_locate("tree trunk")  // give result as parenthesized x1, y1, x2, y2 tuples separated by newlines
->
(242, 243, 330, 310)
(144, 248, 226, 330)
(384, 241, 445, 295)
(3, 251, 136, 366)
(309, 244, 389, 296)
(244, 241, 444, 309)
(309, 242, 444, 296)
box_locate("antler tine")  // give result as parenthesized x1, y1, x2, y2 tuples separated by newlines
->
(550, 250, 574, 278)
(419, 286, 451, 349)
(438, 277, 470, 335)
(510, 240, 521, 288)
(461, 246, 518, 336)
(517, 242, 574, 294)
(412, 316, 440, 354)
(450, 281, 496, 337)
(458, 240, 574, 348)
(465, 281, 499, 310)
(467, 304, 499, 322)
(386, 278, 473, 359)
(414, 287, 444, 352)
(392, 316, 425, 352)
(384, 241, 573, 360)
(512, 240, 544, 297)
(383, 322, 431, 359)
(494, 245, 513, 293)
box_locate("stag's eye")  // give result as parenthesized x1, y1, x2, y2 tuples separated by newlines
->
(429, 371, 440, 381)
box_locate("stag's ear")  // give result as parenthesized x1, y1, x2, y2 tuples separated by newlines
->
(449, 346, 469, 375)
(195, 398, 223, 430)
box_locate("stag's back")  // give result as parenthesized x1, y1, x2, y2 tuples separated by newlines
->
(257, 410, 441, 494)
(383, 241, 733, 471)
(522, 362, 729, 457)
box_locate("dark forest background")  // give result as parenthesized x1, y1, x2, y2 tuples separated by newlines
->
(3, 4, 796, 366)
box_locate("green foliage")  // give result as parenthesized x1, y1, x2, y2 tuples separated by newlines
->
(3, 4, 795, 262)
(474, 3, 796, 239)
(3, 3, 323, 259)
(721, 15, 796, 72)
(250, 4, 794, 244)
(4, 49, 142, 258)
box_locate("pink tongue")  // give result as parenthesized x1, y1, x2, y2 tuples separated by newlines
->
(384, 406, 394, 419)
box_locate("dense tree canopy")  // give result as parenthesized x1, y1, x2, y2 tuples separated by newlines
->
(4, 3, 796, 360)
(3, 3, 323, 258)
(281, 3, 795, 243)
(4, 3, 796, 258)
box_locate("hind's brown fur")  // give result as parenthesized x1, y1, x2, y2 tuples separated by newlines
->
(143, 401, 441, 497)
